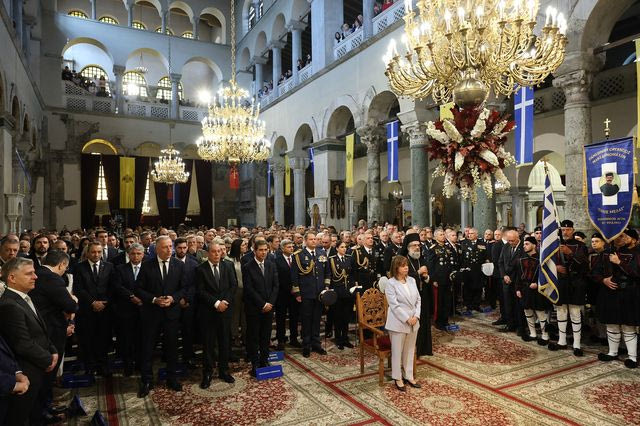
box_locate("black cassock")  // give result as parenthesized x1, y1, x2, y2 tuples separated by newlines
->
(408, 255, 432, 356)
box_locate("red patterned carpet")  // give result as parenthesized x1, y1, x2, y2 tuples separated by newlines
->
(60, 313, 640, 425)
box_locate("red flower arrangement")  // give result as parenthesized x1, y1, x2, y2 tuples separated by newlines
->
(426, 106, 516, 202)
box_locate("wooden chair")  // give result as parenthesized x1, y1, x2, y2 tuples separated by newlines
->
(356, 288, 391, 386)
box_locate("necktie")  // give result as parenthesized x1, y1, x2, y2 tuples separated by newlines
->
(213, 265, 220, 281)
(286, 257, 291, 267)
(162, 261, 167, 281)
(311, 251, 315, 259)
(259, 262, 264, 275)
(93, 263, 99, 280)
(133, 265, 139, 280)
(104, 248, 108, 260)
(23, 295, 38, 316)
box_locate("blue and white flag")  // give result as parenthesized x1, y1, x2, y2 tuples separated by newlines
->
(584, 137, 635, 242)
(514, 86, 534, 167)
(386, 120, 399, 182)
(308, 147, 314, 174)
(538, 172, 560, 304)
(168, 183, 181, 209)
(267, 161, 272, 197)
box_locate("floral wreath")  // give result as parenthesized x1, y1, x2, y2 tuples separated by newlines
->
(426, 106, 516, 203)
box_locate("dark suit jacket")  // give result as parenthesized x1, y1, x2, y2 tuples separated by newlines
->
(104, 247, 119, 263)
(134, 257, 185, 320)
(0, 335, 18, 396)
(73, 260, 114, 313)
(0, 290, 56, 375)
(242, 259, 279, 314)
(30, 267, 77, 352)
(499, 242, 524, 283)
(112, 263, 142, 318)
(195, 260, 237, 318)
(490, 240, 505, 278)
(274, 252, 293, 298)
(176, 256, 199, 304)
(240, 250, 255, 266)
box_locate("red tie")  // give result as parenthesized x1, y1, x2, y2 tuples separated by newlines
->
(287, 257, 291, 267)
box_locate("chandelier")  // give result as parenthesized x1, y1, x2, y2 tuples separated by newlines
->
(134, 51, 148, 74)
(151, 145, 189, 184)
(198, 0, 270, 166)
(383, 0, 568, 108)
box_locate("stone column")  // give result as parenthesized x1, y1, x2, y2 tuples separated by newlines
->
(170, 73, 181, 119)
(363, 0, 374, 39)
(287, 21, 305, 84)
(510, 188, 526, 227)
(160, 9, 167, 34)
(0, 123, 14, 234)
(403, 122, 430, 227)
(270, 41, 285, 92)
(461, 200, 470, 228)
(192, 18, 199, 39)
(252, 56, 267, 97)
(311, 0, 344, 72)
(12, 0, 23, 43)
(89, 0, 97, 20)
(127, 4, 134, 27)
(252, 0, 261, 19)
(553, 69, 594, 231)
(473, 183, 497, 233)
(272, 161, 285, 225)
(357, 125, 385, 224)
(290, 156, 310, 226)
(113, 65, 125, 114)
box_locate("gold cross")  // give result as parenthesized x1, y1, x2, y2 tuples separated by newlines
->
(604, 118, 611, 139)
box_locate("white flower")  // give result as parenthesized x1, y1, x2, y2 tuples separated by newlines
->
(426, 121, 449, 144)
(494, 168, 511, 190)
(443, 171, 456, 198)
(481, 172, 493, 198)
(491, 119, 507, 136)
(455, 151, 465, 171)
(470, 109, 489, 138)
(432, 163, 446, 177)
(479, 149, 499, 167)
(443, 120, 463, 143)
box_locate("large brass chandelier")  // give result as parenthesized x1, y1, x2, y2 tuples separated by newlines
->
(151, 146, 189, 184)
(197, 0, 270, 165)
(383, 0, 568, 107)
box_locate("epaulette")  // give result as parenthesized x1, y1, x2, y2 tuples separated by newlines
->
(329, 254, 336, 258)
(293, 249, 302, 256)
(429, 244, 436, 250)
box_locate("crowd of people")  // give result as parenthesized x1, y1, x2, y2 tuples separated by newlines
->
(334, 0, 397, 45)
(61, 66, 109, 97)
(257, 54, 312, 100)
(0, 218, 638, 423)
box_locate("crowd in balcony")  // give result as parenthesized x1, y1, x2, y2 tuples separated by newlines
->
(61, 66, 110, 97)
(335, 0, 396, 44)
(257, 54, 312, 100)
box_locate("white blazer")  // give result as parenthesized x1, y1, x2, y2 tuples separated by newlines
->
(385, 276, 421, 334)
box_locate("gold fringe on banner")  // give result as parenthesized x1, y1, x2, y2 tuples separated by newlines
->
(582, 148, 587, 197)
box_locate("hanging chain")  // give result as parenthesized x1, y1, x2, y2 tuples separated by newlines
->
(230, 0, 236, 84)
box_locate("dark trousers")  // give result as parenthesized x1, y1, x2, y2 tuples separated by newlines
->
(6, 367, 44, 425)
(246, 311, 274, 366)
(325, 305, 335, 334)
(115, 313, 139, 369)
(301, 298, 322, 349)
(202, 312, 230, 374)
(463, 274, 483, 309)
(436, 284, 453, 327)
(502, 283, 519, 329)
(140, 315, 179, 383)
(275, 293, 299, 343)
(485, 276, 499, 309)
(180, 305, 196, 361)
(334, 298, 353, 344)
(76, 308, 111, 373)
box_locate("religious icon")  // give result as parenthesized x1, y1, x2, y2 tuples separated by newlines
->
(330, 180, 345, 219)
(598, 172, 620, 196)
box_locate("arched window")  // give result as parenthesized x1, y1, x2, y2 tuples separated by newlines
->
(97, 160, 108, 201)
(68, 10, 88, 19)
(155, 27, 174, 35)
(181, 31, 194, 39)
(99, 16, 118, 25)
(156, 77, 183, 101)
(132, 20, 146, 30)
(122, 71, 148, 97)
(80, 65, 111, 94)
(248, 1, 263, 30)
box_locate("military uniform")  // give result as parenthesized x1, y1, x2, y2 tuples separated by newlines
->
(291, 247, 330, 354)
(329, 254, 355, 348)
(351, 246, 381, 292)
(427, 242, 458, 329)
(461, 238, 488, 311)
(515, 248, 551, 343)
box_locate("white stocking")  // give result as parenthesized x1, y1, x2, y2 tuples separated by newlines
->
(555, 305, 568, 346)
(535, 310, 549, 340)
(524, 309, 536, 338)
(622, 325, 638, 362)
(606, 324, 622, 356)
(569, 305, 582, 349)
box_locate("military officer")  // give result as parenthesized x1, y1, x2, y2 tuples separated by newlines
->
(445, 228, 463, 311)
(382, 232, 403, 276)
(428, 229, 459, 330)
(460, 228, 488, 312)
(548, 219, 589, 356)
(328, 241, 355, 350)
(290, 232, 330, 358)
(351, 232, 381, 292)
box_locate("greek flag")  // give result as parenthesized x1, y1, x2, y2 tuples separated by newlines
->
(538, 172, 560, 303)
(514, 86, 534, 167)
(387, 120, 399, 182)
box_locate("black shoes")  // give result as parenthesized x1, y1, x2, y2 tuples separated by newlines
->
(249, 367, 257, 377)
(521, 335, 535, 342)
(167, 379, 183, 392)
(548, 342, 567, 351)
(537, 338, 549, 346)
(573, 348, 584, 357)
(624, 359, 638, 369)
(220, 373, 235, 383)
(289, 339, 302, 348)
(325, 331, 333, 338)
(499, 326, 516, 333)
(598, 353, 618, 362)
(302, 348, 311, 358)
(43, 413, 64, 424)
(492, 319, 506, 326)
(312, 347, 327, 355)
(343, 341, 354, 349)
(200, 373, 212, 389)
(394, 380, 406, 392)
(403, 378, 422, 388)
(276, 343, 286, 351)
(138, 382, 152, 398)
(337, 345, 344, 350)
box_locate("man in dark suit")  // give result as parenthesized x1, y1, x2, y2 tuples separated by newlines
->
(0, 257, 58, 425)
(73, 241, 114, 376)
(195, 241, 237, 388)
(135, 236, 185, 397)
(0, 333, 29, 425)
(111, 234, 138, 266)
(0, 236, 19, 267)
(29, 234, 49, 267)
(112, 244, 145, 376)
(498, 229, 524, 333)
(96, 230, 118, 263)
(174, 238, 200, 369)
(30, 250, 78, 414)
(291, 232, 330, 357)
(489, 229, 506, 323)
(274, 239, 300, 350)
(243, 239, 279, 376)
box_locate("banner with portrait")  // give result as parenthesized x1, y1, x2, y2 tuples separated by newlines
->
(584, 137, 635, 242)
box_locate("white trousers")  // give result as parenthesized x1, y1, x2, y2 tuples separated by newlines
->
(389, 327, 418, 381)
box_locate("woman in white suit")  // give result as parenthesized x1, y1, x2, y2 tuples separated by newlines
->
(385, 255, 422, 391)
